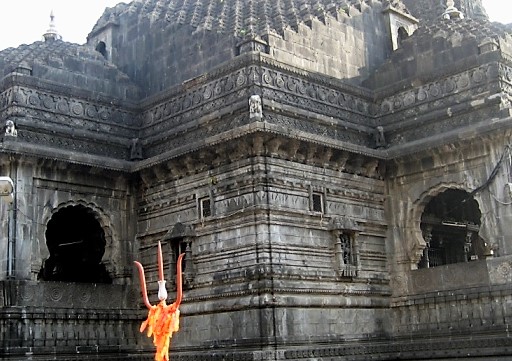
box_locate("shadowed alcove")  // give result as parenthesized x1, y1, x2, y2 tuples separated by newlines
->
(39, 205, 111, 283)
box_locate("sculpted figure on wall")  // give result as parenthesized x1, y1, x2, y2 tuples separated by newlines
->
(130, 138, 143, 160)
(374, 126, 386, 148)
(5, 120, 17, 137)
(249, 95, 263, 120)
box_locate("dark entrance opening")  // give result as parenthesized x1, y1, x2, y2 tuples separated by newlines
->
(95, 41, 108, 59)
(40, 205, 111, 283)
(418, 189, 484, 268)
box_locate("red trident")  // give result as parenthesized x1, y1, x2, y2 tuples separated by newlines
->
(134, 242, 185, 361)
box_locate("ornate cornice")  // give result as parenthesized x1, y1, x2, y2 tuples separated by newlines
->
(0, 85, 140, 128)
(0, 138, 133, 172)
(1, 50, 511, 169)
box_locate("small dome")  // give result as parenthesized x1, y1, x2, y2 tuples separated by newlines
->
(0, 40, 140, 101)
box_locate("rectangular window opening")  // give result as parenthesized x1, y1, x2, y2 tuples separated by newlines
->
(171, 238, 187, 272)
(200, 197, 212, 218)
(340, 232, 355, 266)
(312, 192, 324, 213)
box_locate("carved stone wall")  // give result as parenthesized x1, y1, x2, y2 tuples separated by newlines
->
(88, 0, 394, 96)
(264, 1, 391, 84)
(1, 1, 512, 360)
(378, 63, 502, 145)
(0, 281, 147, 360)
(137, 53, 378, 168)
(0, 79, 139, 163)
(0, 157, 136, 282)
(403, 0, 489, 22)
(135, 135, 389, 357)
(386, 133, 512, 272)
(389, 257, 512, 360)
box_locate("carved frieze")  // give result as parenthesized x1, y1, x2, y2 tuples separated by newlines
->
(281, 335, 512, 359)
(5, 105, 135, 139)
(3, 56, 505, 165)
(378, 64, 493, 118)
(260, 67, 372, 120)
(377, 64, 502, 145)
(145, 110, 251, 158)
(4, 281, 138, 309)
(499, 63, 512, 104)
(140, 57, 376, 155)
(17, 128, 129, 159)
(387, 106, 495, 145)
(140, 66, 257, 129)
(0, 86, 139, 160)
(139, 58, 505, 158)
(3, 86, 139, 127)
(499, 62, 512, 84)
(139, 57, 505, 158)
(263, 113, 368, 146)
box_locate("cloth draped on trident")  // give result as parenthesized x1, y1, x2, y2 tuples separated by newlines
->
(134, 241, 185, 361)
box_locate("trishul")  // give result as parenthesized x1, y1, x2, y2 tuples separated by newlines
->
(134, 241, 184, 308)
(134, 242, 185, 361)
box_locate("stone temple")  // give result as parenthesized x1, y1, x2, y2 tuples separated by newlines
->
(1, 0, 512, 360)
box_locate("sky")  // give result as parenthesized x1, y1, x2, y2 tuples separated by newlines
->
(0, 0, 510, 51)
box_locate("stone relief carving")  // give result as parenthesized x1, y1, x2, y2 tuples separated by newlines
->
(388, 106, 490, 145)
(379, 64, 492, 117)
(147, 111, 250, 158)
(249, 94, 263, 119)
(5, 57, 498, 163)
(140, 61, 374, 143)
(329, 217, 361, 278)
(260, 68, 371, 116)
(5, 120, 17, 137)
(380, 64, 495, 145)
(130, 138, 143, 160)
(21, 129, 128, 159)
(8, 281, 136, 309)
(263, 113, 368, 146)
(374, 126, 386, 148)
(1, 58, 504, 161)
(8, 87, 139, 127)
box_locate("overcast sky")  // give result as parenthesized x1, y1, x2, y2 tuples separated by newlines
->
(0, 0, 510, 51)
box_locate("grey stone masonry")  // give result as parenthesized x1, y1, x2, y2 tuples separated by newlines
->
(1, 0, 512, 360)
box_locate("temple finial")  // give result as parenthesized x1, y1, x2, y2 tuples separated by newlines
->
(43, 10, 62, 42)
(442, 0, 465, 20)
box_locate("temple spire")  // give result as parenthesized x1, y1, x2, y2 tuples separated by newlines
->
(43, 10, 62, 42)
(442, 0, 465, 20)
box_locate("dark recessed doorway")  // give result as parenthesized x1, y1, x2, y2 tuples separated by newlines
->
(418, 189, 485, 268)
(40, 205, 111, 283)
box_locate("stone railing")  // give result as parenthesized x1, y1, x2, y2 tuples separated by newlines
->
(390, 256, 512, 358)
(0, 280, 150, 360)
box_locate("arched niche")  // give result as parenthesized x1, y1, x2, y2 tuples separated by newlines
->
(39, 202, 115, 283)
(162, 222, 195, 287)
(397, 26, 409, 48)
(417, 188, 488, 268)
(95, 41, 108, 59)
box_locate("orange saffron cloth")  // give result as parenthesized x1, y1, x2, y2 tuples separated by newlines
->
(140, 300, 180, 361)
